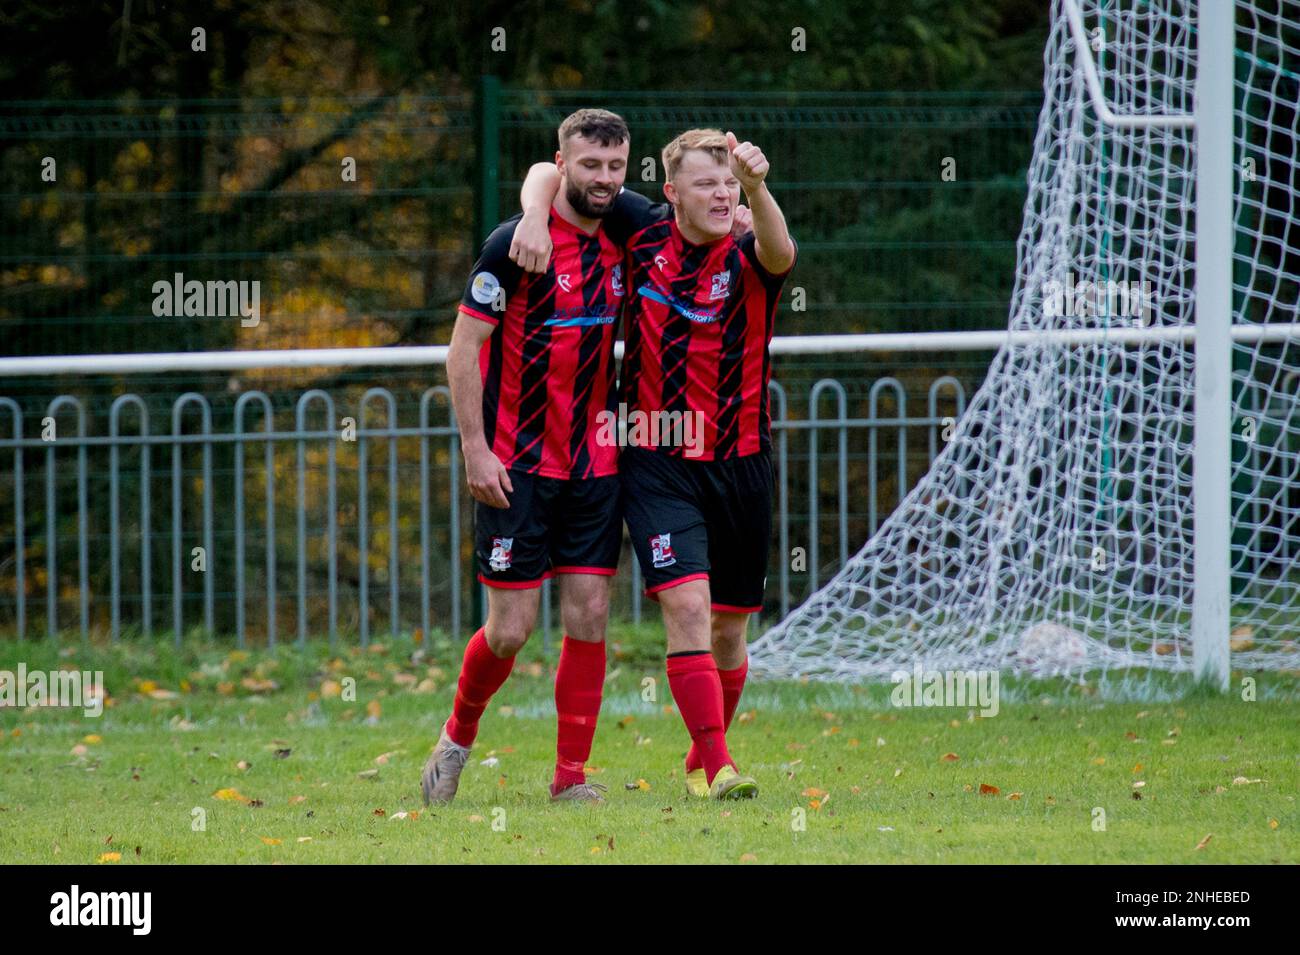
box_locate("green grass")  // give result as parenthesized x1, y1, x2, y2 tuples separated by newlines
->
(1, 631, 1297, 864)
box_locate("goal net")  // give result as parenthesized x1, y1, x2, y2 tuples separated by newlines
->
(750, 0, 1300, 683)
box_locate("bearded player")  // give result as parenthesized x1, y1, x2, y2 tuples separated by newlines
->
(420, 109, 633, 806)
(514, 129, 796, 799)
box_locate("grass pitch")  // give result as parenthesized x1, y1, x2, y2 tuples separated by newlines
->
(1, 628, 1296, 864)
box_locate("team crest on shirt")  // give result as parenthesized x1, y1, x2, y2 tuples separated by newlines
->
(649, 533, 676, 569)
(489, 537, 514, 572)
(709, 270, 731, 301)
(610, 264, 624, 296)
(556, 273, 573, 293)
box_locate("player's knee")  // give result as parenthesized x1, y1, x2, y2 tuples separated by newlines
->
(711, 615, 747, 648)
(485, 619, 533, 657)
(569, 605, 608, 641)
(663, 587, 711, 631)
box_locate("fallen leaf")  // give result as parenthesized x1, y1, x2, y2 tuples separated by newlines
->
(213, 788, 250, 803)
(941, 752, 960, 762)
(1007, 792, 1023, 800)
(374, 751, 399, 765)
(1232, 776, 1264, 785)
(739, 852, 758, 863)
(297, 837, 312, 843)
(260, 837, 282, 846)
(467, 814, 485, 823)
(98, 852, 121, 863)
(1230, 626, 1254, 651)
(802, 787, 828, 798)
(979, 783, 1000, 795)
(1195, 833, 1212, 850)
(1269, 819, 1279, 830)
(82, 734, 102, 745)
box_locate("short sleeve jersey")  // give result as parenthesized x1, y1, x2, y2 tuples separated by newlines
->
(458, 209, 626, 479)
(607, 189, 797, 460)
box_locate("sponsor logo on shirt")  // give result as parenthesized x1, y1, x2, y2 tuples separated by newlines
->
(544, 304, 620, 327)
(637, 284, 722, 325)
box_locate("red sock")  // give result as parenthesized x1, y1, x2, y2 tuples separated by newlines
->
(685, 656, 748, 773)
(445, 628, 516, 748)
(551, 636, 606, 795)
(666, 652, 733, 783)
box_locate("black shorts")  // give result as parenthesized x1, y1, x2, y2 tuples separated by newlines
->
(475, 471, 621, 588)
(620, 447, 774, 612)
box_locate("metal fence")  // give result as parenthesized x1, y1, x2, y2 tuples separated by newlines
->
(0, 368, 970, 648)
(1, 89, 1034, 646)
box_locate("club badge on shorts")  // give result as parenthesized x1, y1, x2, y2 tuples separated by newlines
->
(489, 536, 514, 572)
(649, 532, 676, 569)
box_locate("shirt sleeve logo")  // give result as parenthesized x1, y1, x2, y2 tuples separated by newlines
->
(471, 271, 501, 305)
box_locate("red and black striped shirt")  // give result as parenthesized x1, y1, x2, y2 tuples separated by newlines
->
(609, 190, 796, 461)
(457, 209, 626, 479)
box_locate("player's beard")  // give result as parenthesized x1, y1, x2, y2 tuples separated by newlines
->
(567, 179, 615, 219)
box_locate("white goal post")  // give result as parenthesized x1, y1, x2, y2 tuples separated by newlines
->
(746, 0, 1300, 688)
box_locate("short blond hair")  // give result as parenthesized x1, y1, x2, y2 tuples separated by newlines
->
(661, 128, 729, 181)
